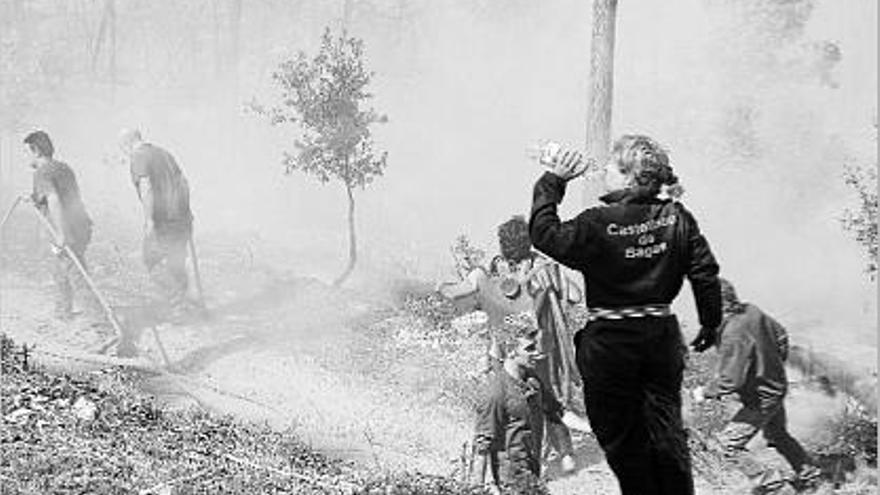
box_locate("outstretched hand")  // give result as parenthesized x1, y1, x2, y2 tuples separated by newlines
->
(548, 150, 590, 181)
(689, 326, 717, 353)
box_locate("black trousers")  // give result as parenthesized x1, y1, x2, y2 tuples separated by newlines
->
(575, 316, 694, 495)
(717, 401, 812, 476)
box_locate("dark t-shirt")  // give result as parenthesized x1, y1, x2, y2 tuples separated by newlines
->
(130, 143, 192, 235)
(32, 160, 92, 248)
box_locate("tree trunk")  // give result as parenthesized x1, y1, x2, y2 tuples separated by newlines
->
(108, 0, 116, 99)
(342, 0, 353, 30)
(230, 0, 242, 80)
(333, 183, 357, 287)
(0, 133, 5, 201)
(213, 0, 223, 77)
(90, 2, 109, 76)
(584, 0, 618, 206)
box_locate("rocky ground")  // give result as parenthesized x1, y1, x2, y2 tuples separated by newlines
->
(0, 225, 875, 494)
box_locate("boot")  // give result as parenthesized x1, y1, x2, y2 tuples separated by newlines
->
(792, 464, 822, 490)
(751, 468, 795, 495)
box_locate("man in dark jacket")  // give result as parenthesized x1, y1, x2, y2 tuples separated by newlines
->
(24, 130, 99, 321)
(471, 312, 565, 494)
(693, 278, 821, 494)
(529, 135, 722, 495)
(119, 129, 193, 320)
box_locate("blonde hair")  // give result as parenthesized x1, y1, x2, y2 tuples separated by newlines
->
(611, 135, 682, 198)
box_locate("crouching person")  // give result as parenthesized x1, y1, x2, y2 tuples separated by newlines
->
(471, 313, 571, 495)
(693, 278, 821, 494)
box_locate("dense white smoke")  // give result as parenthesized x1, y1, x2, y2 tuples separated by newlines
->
(3, 0, 875, 370)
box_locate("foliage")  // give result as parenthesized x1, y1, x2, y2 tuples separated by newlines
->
(803, 402, 878, 490)
(403, 291, 462, 335)
(812, 404, 878, 467)
(251, 27, 388, 285)
(254, 27, 388, 188)
(386, 294, 490, 412)
(0, 21, 50, 130)
(0, 334, 490, 494)
(451, 234, 486, 276)
(356, 472, 490, 495)
(841, 161, 878, 278)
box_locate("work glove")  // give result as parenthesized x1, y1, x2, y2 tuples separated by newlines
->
(691, 386, 706, 404)
(689, 326, 717, 352)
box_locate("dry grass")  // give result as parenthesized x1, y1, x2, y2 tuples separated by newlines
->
(0, 333, 489, 495)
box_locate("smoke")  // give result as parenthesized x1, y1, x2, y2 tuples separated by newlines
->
(4, 0, 875, 368)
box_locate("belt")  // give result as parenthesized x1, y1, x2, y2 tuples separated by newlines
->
(587, 303, 672, 322)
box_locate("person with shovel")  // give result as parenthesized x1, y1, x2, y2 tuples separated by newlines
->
(471, 312, 570, 494)
(23, 130, 101, 322)
(118, 129, 196, 322)
(440, 221, 581, 477)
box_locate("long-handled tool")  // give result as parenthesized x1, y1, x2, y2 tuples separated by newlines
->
(0, 196, 23, 233)
(29, 204, 125, 347)
(187, 236, 206, 309)
(547, 290, 575, 405)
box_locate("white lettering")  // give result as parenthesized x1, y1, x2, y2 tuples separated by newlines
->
(623, 241, 668, 259)
(605, 214, 678, 237)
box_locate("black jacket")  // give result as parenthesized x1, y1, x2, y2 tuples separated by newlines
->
(529, 172, 721, 330)
(703, 303, 789, 410)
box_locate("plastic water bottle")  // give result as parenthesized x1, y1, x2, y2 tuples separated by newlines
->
(527, 141, 600, 180)
(526, 140, 563, 168)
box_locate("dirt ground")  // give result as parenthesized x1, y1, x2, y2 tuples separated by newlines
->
(0, 226, 867, 494)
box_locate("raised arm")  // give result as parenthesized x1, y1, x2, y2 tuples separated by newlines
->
(528, 172, 593, 271)
(437, 267, 485, 301)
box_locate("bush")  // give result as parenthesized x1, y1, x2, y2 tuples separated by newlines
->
(402, 292, 462, 335)
(1, 334, 495, 494)
(356, 472, 489, 495)
(811, 403, 877, 465)
(841, 160, 878, 278)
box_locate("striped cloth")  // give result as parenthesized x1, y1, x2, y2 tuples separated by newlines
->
(587, 303, 672, 322)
